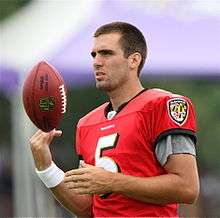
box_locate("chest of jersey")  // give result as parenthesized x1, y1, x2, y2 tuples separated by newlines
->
(78, 111, 163, 177)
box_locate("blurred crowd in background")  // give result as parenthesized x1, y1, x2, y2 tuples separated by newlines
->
(0, 0, 220, 217)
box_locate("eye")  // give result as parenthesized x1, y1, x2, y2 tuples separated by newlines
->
(91, 51, 96, 58)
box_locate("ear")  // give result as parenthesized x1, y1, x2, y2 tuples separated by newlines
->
(128, 52, 142, 71)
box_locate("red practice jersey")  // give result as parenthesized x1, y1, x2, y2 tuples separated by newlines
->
(75, 88, 197, 217)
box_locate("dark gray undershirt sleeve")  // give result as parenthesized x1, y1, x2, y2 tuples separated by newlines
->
(155, 134, 196, 166)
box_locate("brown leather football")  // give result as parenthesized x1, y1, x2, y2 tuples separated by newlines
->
(22, 61, 67, 132)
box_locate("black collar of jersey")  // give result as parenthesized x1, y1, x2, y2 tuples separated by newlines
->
(104, 88, 148, 118)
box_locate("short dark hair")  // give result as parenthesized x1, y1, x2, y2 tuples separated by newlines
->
(94, 21, 147, 76)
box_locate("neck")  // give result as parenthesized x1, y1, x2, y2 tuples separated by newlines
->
(107, 79, 144, 111)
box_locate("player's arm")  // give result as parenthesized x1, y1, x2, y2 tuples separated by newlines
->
(111, 152, 199, 205)
(29, 129, 92, 217)
(49, 181, 92, 216)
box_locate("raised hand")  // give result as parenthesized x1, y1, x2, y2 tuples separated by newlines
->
(29, 129, 62, 170)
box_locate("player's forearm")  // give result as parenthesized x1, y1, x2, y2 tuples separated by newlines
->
(111, 173, 199, 205)
(50, 181, 92, 217)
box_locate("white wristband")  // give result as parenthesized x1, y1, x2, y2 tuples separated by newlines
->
(35, 162, 65, 188)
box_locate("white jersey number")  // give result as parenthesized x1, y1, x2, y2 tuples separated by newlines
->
(95, 133, 119, 173)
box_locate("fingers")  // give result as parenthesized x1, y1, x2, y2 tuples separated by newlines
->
(64, 171, 90, 194)
(35, 129, 43, 137)
(46, 129, 62, 142)
(64, 168, 91, 187)
(64, 174, 88, 183)
(81, 163, 94, 168)
(64, 174, 92, 195)
(31, 129, 62, 139)
(65, 163, 96, 176)
(66, 181, 91, 194)
(65, 168, 89, 177)
(29, 129, 42, 143)
(63, 165, 112, 195)
(29, 131, 48, 147)
(43, 129, 62, 145)
(52, 129, 62, 137)
(29, 129, 62, 146)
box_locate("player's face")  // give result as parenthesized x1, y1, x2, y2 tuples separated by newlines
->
(91, 33, 130, 91)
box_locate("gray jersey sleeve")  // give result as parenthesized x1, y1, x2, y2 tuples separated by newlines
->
(155, 135, 196, 166)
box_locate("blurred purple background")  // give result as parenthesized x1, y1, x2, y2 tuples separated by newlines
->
(1, 0, 219, 93)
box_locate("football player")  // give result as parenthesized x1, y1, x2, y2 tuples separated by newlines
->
(29, 22, 199, 217)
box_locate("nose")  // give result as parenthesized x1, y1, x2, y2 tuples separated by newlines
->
(93, 54, 103, 70)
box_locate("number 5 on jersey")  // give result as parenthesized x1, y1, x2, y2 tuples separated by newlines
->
(95, 133, 120, 173)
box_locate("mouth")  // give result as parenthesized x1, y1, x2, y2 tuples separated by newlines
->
(95, 71, 105, 81)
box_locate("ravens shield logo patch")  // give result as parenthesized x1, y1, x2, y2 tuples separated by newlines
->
(167, 98, 188, 126)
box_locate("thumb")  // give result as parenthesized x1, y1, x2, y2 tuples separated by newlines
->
(52, 129, 62, 137)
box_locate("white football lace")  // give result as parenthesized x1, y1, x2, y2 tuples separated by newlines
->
(59, 84, 67, 114)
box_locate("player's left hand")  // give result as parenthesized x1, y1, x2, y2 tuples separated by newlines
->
(64, 163, 116, 195)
